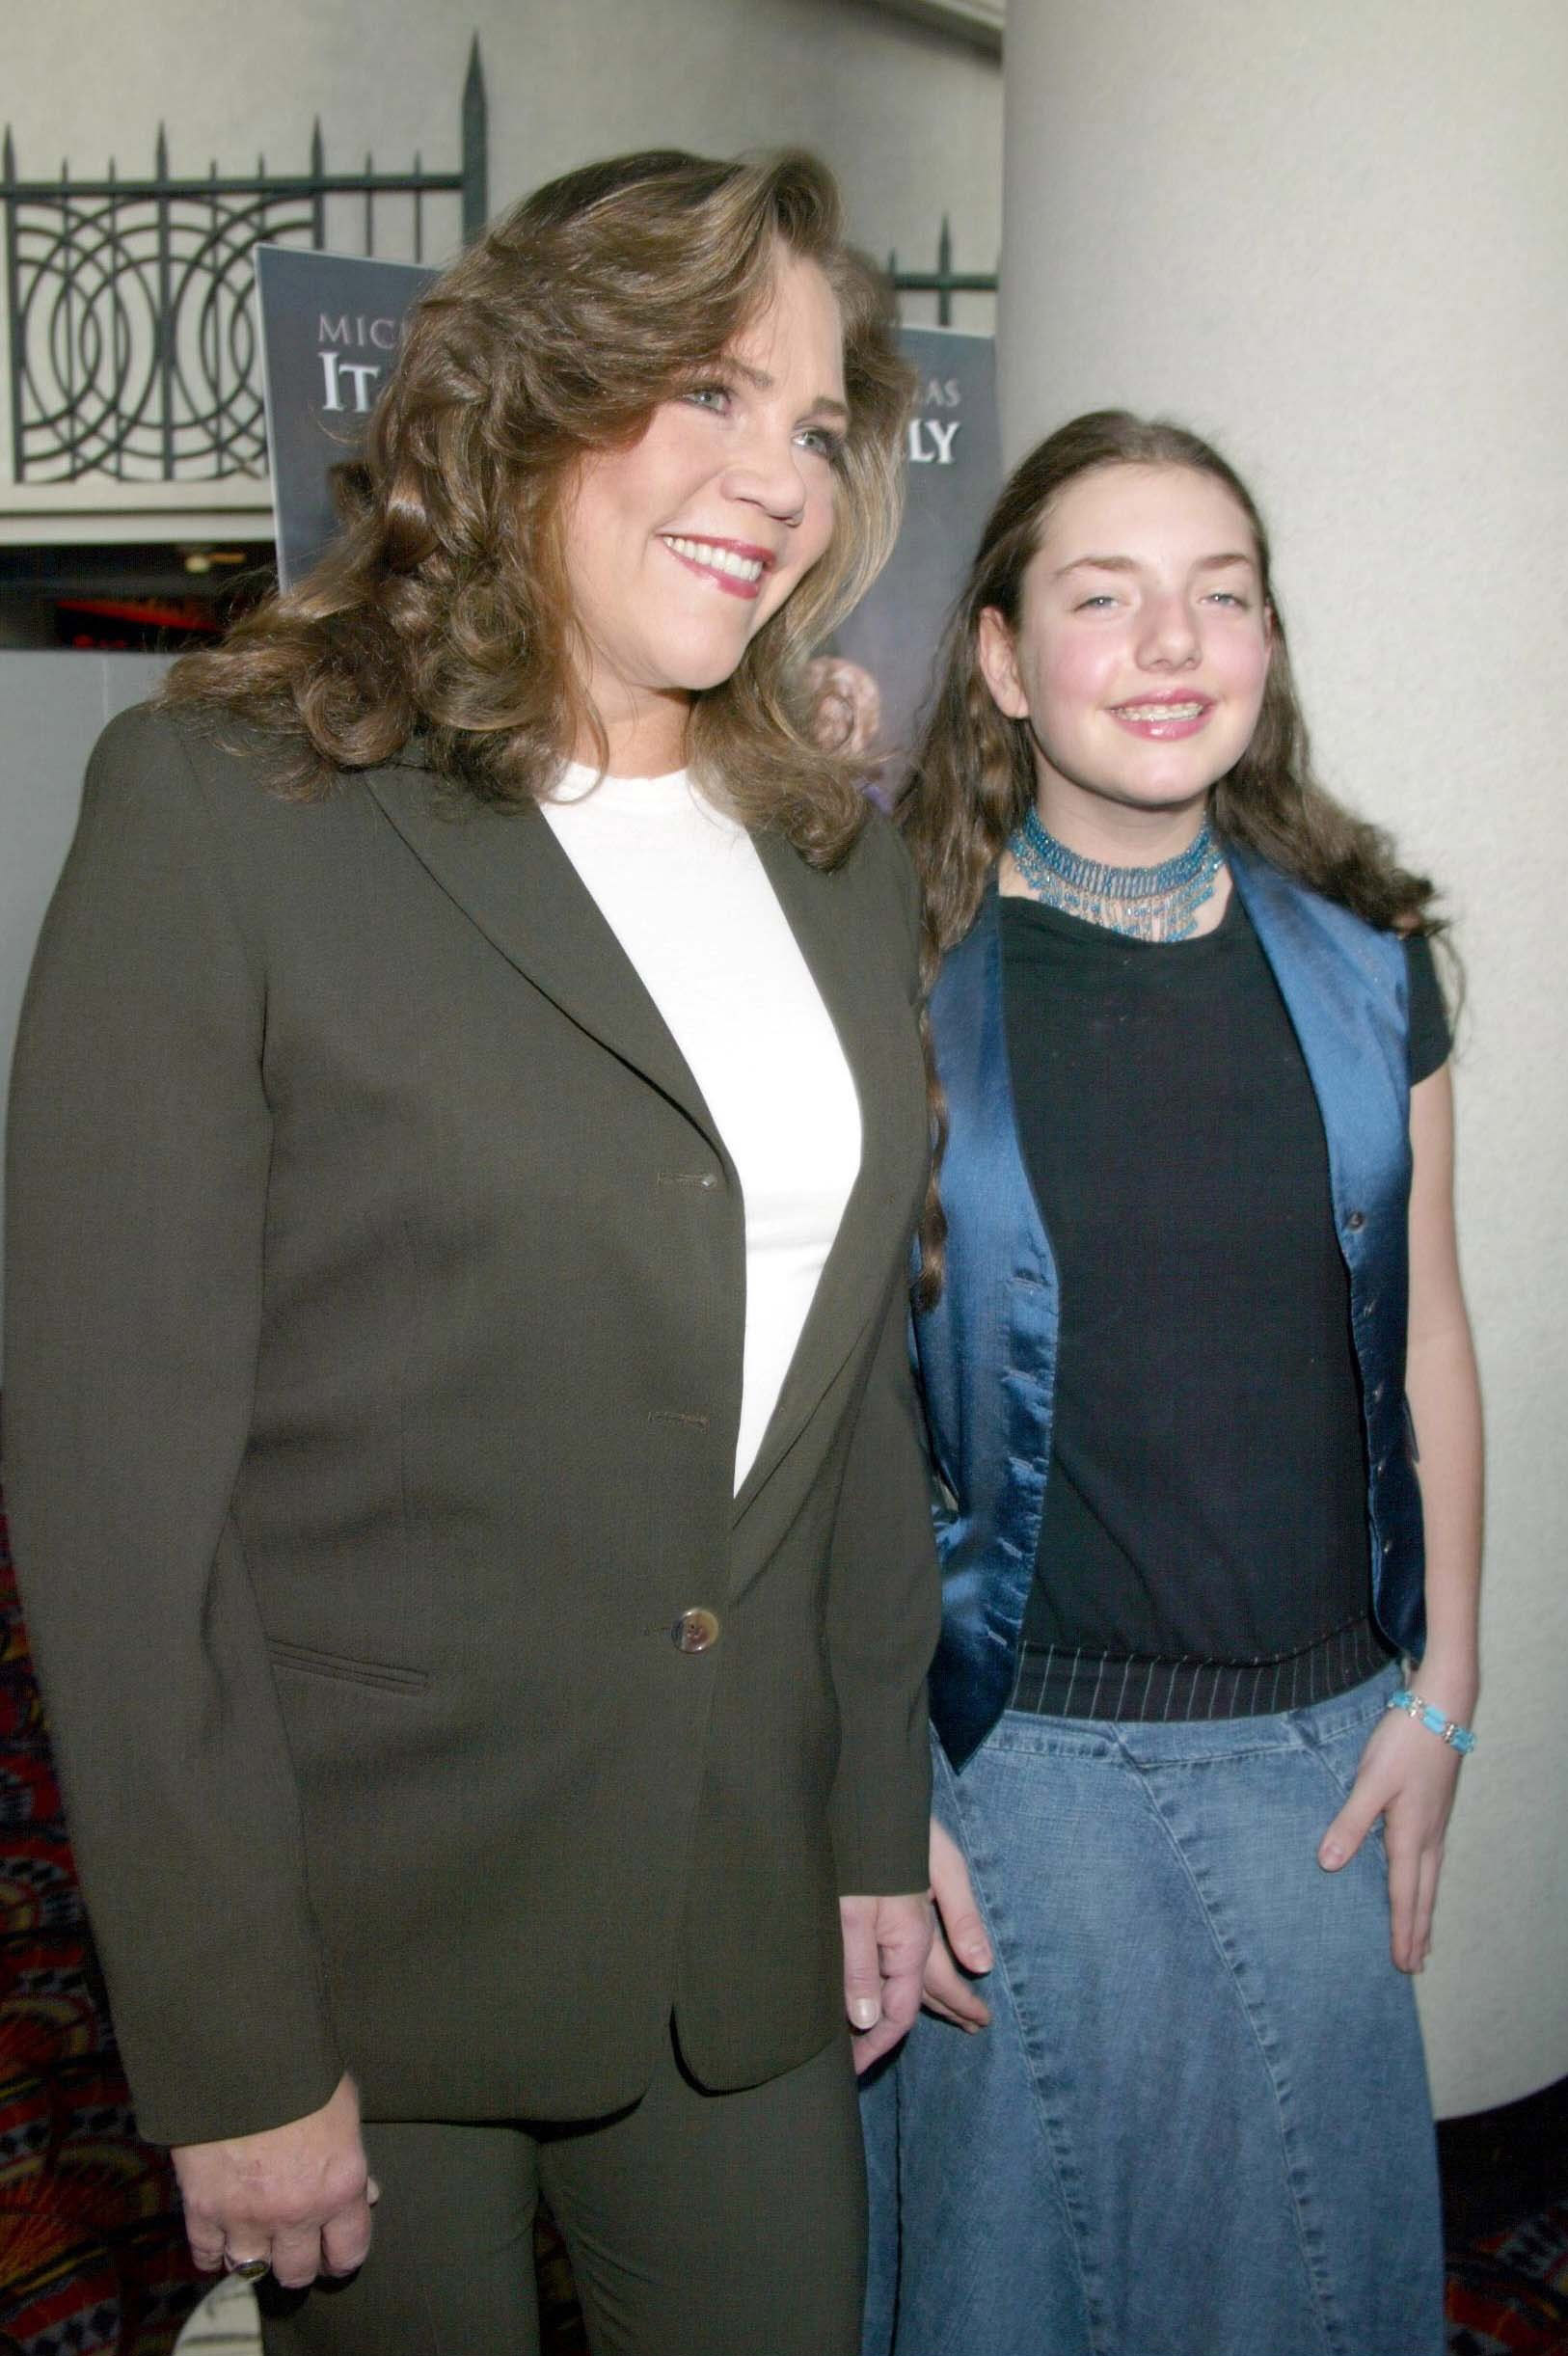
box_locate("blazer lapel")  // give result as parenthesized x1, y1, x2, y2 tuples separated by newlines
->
(733, 828, 926, 1524)
(365, 759, 723, 1158)
(368, 761, 919, 1529)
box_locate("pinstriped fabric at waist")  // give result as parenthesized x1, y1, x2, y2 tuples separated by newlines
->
(1008, 1612, 1395, 1723)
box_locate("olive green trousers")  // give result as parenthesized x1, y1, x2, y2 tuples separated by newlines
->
(258, 2026, 865, 2356)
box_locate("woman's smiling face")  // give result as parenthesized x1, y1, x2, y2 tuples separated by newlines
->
(560, 252, 848, 771)
(979, 462, 1273, 827)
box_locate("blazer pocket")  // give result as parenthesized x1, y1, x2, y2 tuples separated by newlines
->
(265, 1638, 430, 1695)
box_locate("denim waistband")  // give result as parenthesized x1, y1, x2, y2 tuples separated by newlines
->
(987, 1660, 1406, 1767)
(1008, 1611, 1394, 1724)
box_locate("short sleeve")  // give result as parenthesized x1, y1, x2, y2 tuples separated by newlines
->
(1403, 933, 1451, 1084)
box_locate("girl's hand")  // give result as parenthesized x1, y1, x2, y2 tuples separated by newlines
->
(1317, 1707, 1465, 1972)
(922, 1817, 993, 2029)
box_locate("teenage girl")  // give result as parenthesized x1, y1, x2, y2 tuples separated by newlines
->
(863, 411, 1481, 2356)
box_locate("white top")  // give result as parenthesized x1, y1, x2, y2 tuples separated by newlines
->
(542, 764, 862, 1489)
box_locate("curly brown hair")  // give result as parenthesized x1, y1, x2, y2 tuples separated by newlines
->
(159, 149, 913, 868)
(902, 410, 1450, 1300)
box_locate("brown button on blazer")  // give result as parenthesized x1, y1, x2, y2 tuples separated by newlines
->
(3, 707, 938, 2146)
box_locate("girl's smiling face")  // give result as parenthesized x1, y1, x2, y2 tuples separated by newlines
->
(979, 462, 1273, 835)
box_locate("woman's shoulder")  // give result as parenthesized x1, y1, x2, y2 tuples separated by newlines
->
(852, 794, 916, 889)
(827, 796, 923, 961)
(85, 699, 376, 847)
(68, 705, 415, 946)
(85, 699, 251, 802)
(93, 698, 295, 792)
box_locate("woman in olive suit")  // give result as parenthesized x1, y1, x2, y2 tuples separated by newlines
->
(3, 149, 937, 2356)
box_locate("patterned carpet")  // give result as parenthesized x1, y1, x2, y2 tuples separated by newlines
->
(1444, 2203, 1568, 2356)
(0, 1484, 1562, 2354)
(0, 1499, 202, 2355)
(1441, 2078, 1568, 2356)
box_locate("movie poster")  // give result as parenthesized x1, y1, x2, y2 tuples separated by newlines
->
(256, 255, 1000, 754)
(255, 246, 435, 587)
(821, 327, 1000, 791)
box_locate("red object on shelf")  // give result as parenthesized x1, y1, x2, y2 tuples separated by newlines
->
(56, 598, 221, 636)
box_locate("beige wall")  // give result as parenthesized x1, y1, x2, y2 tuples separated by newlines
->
(11, 0, 1000, 311)
(1001, 0, 1568, 2115)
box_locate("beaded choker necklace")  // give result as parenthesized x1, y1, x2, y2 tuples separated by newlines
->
(1007, 807, 1223, 943)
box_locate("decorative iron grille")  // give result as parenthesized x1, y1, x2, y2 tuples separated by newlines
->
(889, 218, 996, 327)
(0, 41, 486, 486)
(1, 45, 992, 501)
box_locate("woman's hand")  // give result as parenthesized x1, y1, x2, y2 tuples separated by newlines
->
(840, 1892, 934, 2072)
(1317, 1705, 1466, 1973)
(923, 1817, 993, 2030)
(173, 2071, 375, 2288)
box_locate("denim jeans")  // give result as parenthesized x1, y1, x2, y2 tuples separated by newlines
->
(863, 1668, 1445, 2356)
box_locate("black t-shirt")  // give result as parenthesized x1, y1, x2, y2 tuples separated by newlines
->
(1000, 884, 1449, 1665)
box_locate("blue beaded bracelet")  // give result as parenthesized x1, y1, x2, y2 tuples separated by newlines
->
(1388, 1688, 1476, 1754)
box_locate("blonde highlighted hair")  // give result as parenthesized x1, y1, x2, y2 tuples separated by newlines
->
(161, 149, 913, 867)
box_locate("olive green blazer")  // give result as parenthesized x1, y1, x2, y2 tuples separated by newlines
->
(3, 706, 937, 2146)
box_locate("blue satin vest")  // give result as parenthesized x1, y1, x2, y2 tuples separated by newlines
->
(917, 848, 1427, 1770)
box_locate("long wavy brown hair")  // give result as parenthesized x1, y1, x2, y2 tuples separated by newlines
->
(159, 149, 913, 868)
(903, 409, 1449, 1300)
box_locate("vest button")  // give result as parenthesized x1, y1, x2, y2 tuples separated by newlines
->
(672, 1608, 720, 1655)
(1346, 1210, 1366, 1232)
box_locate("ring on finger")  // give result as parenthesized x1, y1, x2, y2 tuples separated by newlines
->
(223, 2253, 271, 2281)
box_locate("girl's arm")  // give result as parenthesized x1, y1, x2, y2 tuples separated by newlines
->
(1317, 1061, 1484, 1970)
(1402, 1059, 1485, 1725)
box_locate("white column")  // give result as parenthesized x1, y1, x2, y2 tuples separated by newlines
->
(1000, 0, 1568, 2115)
